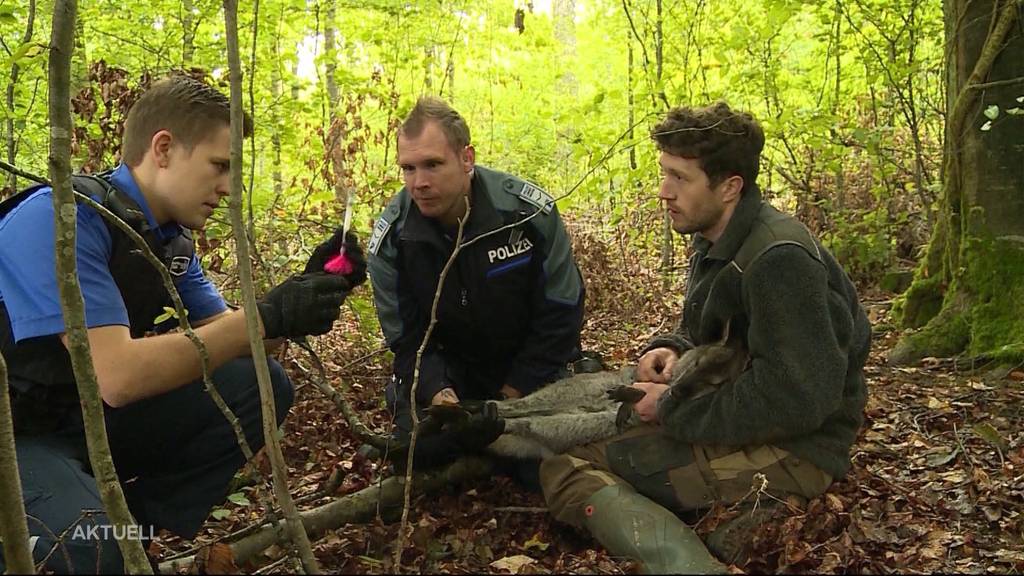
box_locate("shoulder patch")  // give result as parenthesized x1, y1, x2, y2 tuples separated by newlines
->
(368, 203, 401, 256)
(506, 180, 553, 215)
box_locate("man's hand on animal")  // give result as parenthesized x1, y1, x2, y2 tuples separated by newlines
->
(630, 381, 670, 422)
(304, 228, 368, 288)
(431, 387, 460, 406)
(636, 347, 679, 383)
(499, 384, 523, 400)
(256, 273, 350, 339)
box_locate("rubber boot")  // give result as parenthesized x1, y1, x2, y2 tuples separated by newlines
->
(583, 484, 729, 574)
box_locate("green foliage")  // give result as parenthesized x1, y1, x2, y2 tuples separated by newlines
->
(2, 0, 945, 285)
(152, 306, 187, 325)
(823, 207, 897, 283)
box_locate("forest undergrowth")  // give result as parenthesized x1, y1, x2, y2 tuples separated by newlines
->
(155, 224, 1024, 574)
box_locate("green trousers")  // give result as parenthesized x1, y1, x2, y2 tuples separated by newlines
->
(540, 423, 832, 528)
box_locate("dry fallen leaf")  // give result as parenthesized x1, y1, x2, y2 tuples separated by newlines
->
(490, 554, 537, 573)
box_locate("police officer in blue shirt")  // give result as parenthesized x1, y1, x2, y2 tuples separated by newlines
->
(0, 76, 365, 573)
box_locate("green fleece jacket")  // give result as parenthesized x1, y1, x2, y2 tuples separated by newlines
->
(647, 185, 871, 479)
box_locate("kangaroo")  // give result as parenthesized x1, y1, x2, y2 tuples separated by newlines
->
(425, 322, 749, 460)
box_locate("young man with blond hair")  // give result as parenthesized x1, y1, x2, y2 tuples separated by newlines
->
(0, 75, 364, 572)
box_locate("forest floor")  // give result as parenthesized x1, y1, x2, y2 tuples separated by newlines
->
(155, 287, 1024, 574)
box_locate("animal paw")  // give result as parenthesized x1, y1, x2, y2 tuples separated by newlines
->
(607, 385, 646, 403)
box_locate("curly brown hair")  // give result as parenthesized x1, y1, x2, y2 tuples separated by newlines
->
(651, 102, 765, 189)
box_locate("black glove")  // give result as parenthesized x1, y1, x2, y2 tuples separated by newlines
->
(257, 273, 350, 339)
(304, 228, 368, 289)
(387, 403, 506, 471)
(453, 401, 505, 452)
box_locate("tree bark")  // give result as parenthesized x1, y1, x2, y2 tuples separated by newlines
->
(5, 0, 36, 195)
(182, 0, 195, 65)
(654, 0, 673, 286)
(891, 0, 1024, 364)
(553, 0, 577, 190)
(222, 1, 322, 572)
(0, 354, 34, 574)
(271, 22, 283, 201)
(324, 0, 349, 209)
(48, 0, 153, 572)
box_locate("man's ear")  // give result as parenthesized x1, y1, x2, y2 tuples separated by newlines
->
(461, 145, 476, 173)
(150, 130, 174, 168)
(719, 175, 744, 204)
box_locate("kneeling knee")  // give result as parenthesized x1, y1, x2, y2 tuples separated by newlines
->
(267, 359, 295, 417)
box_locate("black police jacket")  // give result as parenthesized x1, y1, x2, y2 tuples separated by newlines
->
(367, 166, 585, 410)
(0, 174, 191, 434)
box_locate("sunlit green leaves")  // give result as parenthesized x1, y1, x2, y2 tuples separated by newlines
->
(153, 306, 187, 325)
(4, 41, 45, 69)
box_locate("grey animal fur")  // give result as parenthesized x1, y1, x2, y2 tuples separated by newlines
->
(486, 335, 749, 460)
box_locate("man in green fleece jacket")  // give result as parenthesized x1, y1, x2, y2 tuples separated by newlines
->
(538, 102, 871, 573)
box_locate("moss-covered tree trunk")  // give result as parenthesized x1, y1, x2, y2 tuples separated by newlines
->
(891, 0, 1024, 365)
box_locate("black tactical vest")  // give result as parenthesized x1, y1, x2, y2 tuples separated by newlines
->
(0, 173, 194, 433)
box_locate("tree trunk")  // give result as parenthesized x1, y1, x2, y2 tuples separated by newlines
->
(5, 0, 36, 195)
(654, 0, 673, 286)
(626, 25, 636, 172)
(70, 16, 87, 94)
(444, 47, 455, 101)
(553, 0, 577, 97)
(891, 0, 1024, 365)
(222, 1, 321, 572)
(424, 45, 434, 91)
(324, 0, 349, 208)
(182, 0, 195, 65)
(0, 354, 34, 574)
(653, 0, 669, 109)
(270, 34, 283, 200)
(832, 0, 845, 210)
(48, 1, 154, 572)
(553, 0, 577, 190)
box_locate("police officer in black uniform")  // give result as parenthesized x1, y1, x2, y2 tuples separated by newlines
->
(367, 97, 586, 469)
(0, 76, 365, 573)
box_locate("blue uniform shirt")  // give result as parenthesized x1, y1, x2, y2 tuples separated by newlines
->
(0, 164, 227, 343)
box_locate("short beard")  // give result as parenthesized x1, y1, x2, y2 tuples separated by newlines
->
(671, 204, 723, 236)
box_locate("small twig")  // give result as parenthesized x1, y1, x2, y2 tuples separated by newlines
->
(967, 75, 1024, 90)
(694, 472, 802, 532)
(395, 196, 472, 571)
(460, 113, 658, 253)
(0, 158, 45, 184)
(252, 553, 293, 574)
(952, 422, 976, 472)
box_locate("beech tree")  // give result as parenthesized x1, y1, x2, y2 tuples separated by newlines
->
(891, 0, 1024, 364)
